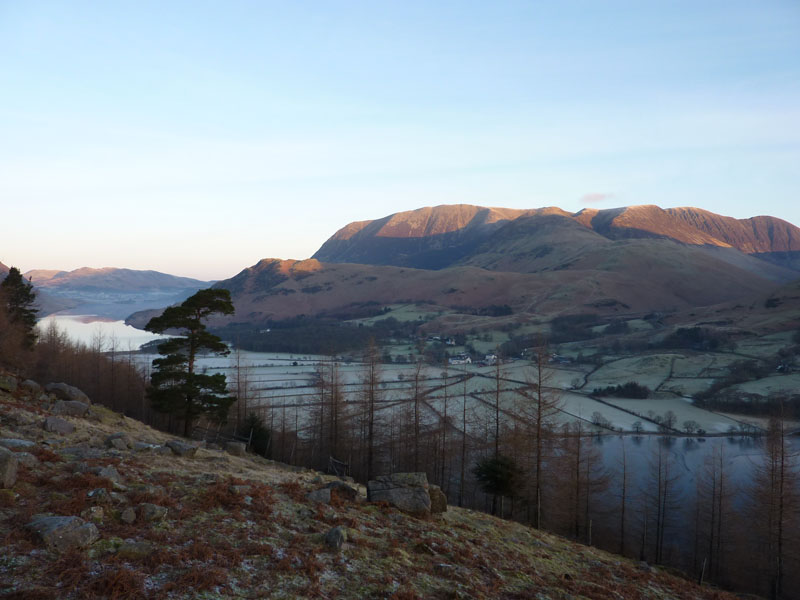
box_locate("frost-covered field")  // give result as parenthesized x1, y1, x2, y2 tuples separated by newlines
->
(603, 397, 742, 433)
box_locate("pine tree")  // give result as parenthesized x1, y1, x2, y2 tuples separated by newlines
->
(0, 267, 38, 348)
(145, 288, 235, 437)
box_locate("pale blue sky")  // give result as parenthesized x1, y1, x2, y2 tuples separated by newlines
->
(2, 1, 799, 280)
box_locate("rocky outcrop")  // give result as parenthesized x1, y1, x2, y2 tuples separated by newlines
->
(225, 441, 247, 456)
(367, 472, 432, 516)
(324, 525, 347, 550)
(25, 515, 100, 552)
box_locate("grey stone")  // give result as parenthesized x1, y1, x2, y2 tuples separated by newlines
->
(120, 507, 136, 524)
(109, 438, 128, 451)
(154, 445, 173, 455)
(26, 515, 99, 552)
(43, 416, 74, 435)
(225, 441, 247, 456)
(138, 503, 167, 522)
(20, 379, 42, 395)
(326, 480, 359, 502)
(0, 446, 19, 488)
(132, 442, 159, 452)
(0, 438, 35, 450)
(429, 484, 448, 514)
(229, 485, 251, 496)
(166, 439, 197, 458)
(307, 488, 332, 504)
(324, 526, 347, 550)
(0, 374, 18, 393)
(44, 383, 90, 404)
(52, 400, 90, 418)
(105, 432, 132, 449)
(96, 465, 123, 483)
(367, 472, 431, 516)
(15, 452, 38, 468)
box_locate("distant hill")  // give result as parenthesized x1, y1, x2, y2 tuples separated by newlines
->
(21, 267, 211, 319)
(314, 204, 800, 273)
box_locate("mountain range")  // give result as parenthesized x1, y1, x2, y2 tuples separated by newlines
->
(161, 204, 798, 332)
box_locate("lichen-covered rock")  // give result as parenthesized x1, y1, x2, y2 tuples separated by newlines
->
(367, 472, 431, 516)
(52, 400, 90, 418)
(166, 439, 198, 458)
(0, 375, 18, 393)
(139, 503, 168, 522)
(120, 507, 136, 524)
(43, 416, 75, 435)
(87, 488, 111, 503)
(44, 383, 90, 404)
(225, 441, 247, 456)
(324, 526, 347, 550)
(26, 515, 99, 552)
(429, 485, 448, 514)
(95, 465, 123, 483)
(80, 506, 104, 523)
(133, 441, 160, 452)
(0, 446, 19, 488)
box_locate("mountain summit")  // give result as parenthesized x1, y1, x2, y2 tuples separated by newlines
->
(314, 204, 800, 272)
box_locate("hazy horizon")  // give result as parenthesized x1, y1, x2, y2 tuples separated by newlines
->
(3, 1, 799, 280)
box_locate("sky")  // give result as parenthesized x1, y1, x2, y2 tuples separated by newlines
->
(1, 1, 799, 281)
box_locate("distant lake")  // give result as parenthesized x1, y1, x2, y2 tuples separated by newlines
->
(37, 314, 168, 350)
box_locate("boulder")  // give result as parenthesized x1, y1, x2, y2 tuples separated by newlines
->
(324, 526, 347, 550)
(326, 480, 359, 502)
(429, 485, 448, 514)
(20, 379, 42, 395)
(0, 447, 19, 488)
(0, 374, 18, 393)
(367, 472, 431, 516)
(105, 433, 132, 450)
(96, 465, 123, 483)
(139, 503, 168, 522)
(87, 488, 111, 503)
(44, 383, 90, 404)
(43, 416, 75, 435)
(25, 515, 99, 552)
(0, 438, 35, 450)
(166, 440, 198, 458)
(225, 441, 247, 456)
(52, 400, 90, 418)
(120, 507, 136, 524)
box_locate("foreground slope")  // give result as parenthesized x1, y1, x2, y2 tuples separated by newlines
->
(0, 381, 739, 599)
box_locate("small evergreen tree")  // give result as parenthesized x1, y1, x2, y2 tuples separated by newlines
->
(145, 288, 235, 437)
(473, 454, 521, 515)
(0, 267, 38, 348)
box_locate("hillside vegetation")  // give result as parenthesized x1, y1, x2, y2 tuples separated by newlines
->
(0, 377, 741, 600)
